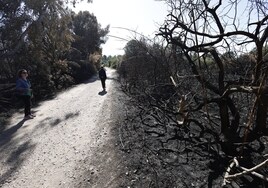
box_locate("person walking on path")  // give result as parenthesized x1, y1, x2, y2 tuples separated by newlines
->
(16, 69, 35, 120)
(98, 66, 107, 91)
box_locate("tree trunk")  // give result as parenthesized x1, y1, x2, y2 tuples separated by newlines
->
(255, 94, 268, 133)
(220, 99, 230, 135)
(227, 97, 240, 133)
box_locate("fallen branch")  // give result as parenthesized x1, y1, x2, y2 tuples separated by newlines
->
(222, 157, 237, 186)
(238, 166, 268, 182)
(226, 158, 268, 179)
(223, 157, 268, 186)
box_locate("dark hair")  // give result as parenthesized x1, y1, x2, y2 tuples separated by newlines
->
(17, 69, 27, 78)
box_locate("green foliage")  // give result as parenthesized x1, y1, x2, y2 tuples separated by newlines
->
(102, 55, 122, 69)
(71, 11, 109, 58)
(30, 66, 56, 100)
(68, 60, 96, 83)
(0, 0, 107, 111)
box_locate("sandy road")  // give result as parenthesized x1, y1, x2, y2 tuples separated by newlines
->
(0, 68, 125, 188)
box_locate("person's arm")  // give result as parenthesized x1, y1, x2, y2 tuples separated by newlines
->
(104, 70, 107, 79)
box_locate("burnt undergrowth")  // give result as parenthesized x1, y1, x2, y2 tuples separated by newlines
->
(118, 84, 268, 188)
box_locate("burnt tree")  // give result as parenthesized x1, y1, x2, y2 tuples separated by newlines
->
(158, 0, 268, 142)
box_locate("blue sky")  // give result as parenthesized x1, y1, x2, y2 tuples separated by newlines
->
(72, 0, 169, 56)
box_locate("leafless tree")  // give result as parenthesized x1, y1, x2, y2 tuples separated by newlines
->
(158, 0, 268, 143)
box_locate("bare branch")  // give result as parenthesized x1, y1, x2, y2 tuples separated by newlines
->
(225, 157, 268, 182)
(222, 85, 261, 98)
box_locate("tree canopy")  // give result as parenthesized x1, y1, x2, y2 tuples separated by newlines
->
(72, 11, 109, 59)
(0, 0, 109, 107)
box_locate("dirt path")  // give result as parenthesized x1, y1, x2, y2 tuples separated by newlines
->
(0, 68, 125, 188)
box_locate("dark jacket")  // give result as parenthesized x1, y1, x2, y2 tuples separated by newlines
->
(98, 68, 107, 80)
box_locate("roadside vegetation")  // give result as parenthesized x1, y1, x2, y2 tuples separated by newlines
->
(116, 0, 268, 187)
(0, 0, 108, 129)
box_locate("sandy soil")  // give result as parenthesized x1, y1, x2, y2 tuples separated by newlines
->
(0, 68, 126, 188)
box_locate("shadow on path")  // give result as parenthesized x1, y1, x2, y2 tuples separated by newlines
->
(0, 140, 36, 186)
(0, 119, 36, 186)
(0, 119, 26, 147)
(50, 112, 80, 127)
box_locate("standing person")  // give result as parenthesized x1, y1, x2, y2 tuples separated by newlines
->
(16, 69, 34, 120)
(98, 66, 107, 91)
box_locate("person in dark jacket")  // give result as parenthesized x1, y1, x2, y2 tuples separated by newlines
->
(98, 66, 107, 90)
(16, 69, 35, 120)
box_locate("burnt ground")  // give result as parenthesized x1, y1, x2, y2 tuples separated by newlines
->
(113, 86, 268, 188)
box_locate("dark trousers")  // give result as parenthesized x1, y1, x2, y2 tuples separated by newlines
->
(20, 95, 31, 116)
(101, 78, 106, 89)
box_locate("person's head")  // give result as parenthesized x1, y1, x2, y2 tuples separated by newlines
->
(17, 69, 28, 78)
